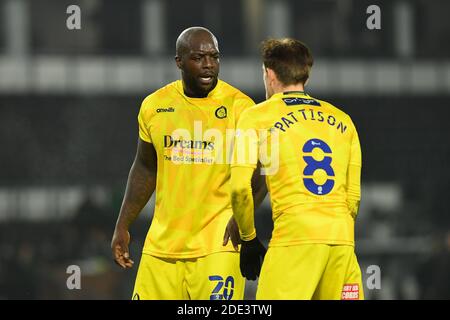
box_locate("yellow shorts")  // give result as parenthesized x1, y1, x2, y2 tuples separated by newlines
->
(256, 244, 364, 300)
(132, 251, 245, 300)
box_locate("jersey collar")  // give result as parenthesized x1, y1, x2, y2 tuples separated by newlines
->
(176, 79, 222, 101)
(270, 91, 310, 100)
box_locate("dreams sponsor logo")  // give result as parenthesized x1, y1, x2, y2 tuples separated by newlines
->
(164, 135, 214, 151)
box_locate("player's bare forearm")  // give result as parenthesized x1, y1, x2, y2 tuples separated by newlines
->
(115, 139, 157, 230)
(115, 161, 155, 229)
(112, 139, 156, 268)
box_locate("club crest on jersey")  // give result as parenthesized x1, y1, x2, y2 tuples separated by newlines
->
(215, 106, 227, 119)
(157, 107, 175, 113)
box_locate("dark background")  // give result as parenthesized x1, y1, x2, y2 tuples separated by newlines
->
(1, 0, 449, 299)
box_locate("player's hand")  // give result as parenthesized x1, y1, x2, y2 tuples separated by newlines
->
(111, 227, 134, 269)
(223, 217, 241, 251)
(240, 237, 266, 281)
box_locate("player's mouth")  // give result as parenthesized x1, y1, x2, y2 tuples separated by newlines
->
(198, 75, 216, 85)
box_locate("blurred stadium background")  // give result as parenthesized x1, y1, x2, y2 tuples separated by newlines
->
(1, 0, 450, 299)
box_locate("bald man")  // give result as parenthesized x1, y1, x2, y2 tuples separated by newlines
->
(111, 27, 266, 300)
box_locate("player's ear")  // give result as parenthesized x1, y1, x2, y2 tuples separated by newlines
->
(175, 55, 182, 69)
(266, 68, 278, 84)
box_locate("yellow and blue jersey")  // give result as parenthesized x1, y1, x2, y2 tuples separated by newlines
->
(232, 91, 361, 247)
(138, 79, 254, 258)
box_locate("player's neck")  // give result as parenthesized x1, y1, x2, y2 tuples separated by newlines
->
(275, 84, 305, 95)
(182, 79, 218, 98)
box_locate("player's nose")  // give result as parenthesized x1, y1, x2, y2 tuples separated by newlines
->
(202, 55, 215, 69)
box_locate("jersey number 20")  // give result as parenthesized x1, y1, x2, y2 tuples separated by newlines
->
(302, 138, 335, 195)
(209, 275, 234, 300)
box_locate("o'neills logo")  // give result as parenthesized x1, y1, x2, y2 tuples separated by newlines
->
(157, 107, 175, 113)
(164, 135, 214, 150)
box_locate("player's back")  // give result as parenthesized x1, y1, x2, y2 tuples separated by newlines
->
(240, 91, 361, 247)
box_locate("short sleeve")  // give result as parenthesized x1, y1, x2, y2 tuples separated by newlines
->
(138, 100, 152, 143)
(231, 109, 259, 168)
(234, 95, 255, 124)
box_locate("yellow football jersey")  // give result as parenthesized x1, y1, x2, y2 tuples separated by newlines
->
(138, 79, 254, 258)
(233, 91, 361, 247)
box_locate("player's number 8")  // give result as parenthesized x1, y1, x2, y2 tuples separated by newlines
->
(302, 138, 335, 195)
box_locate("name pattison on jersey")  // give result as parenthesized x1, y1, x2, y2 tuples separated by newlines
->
(272, 108, 348, 134)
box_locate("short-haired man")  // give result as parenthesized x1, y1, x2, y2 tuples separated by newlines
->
(231, 38, 364, 300)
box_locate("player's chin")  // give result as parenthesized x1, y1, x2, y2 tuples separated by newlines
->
(197, 78, 217, 93)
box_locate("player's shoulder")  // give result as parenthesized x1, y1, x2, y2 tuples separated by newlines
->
(314, 97, 353, 122)
(237, 98, 272, 127)
(250, 98, 272, 112)
(217, 80, 255, 105)
(244, 97, 275, 115)
(140, 81, 181, 111)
